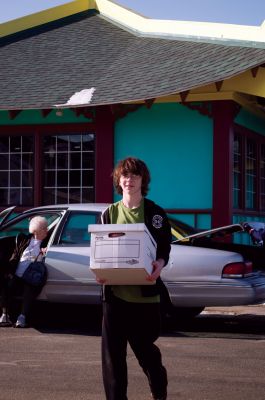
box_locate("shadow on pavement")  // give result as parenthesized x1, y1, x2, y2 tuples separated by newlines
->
(162, 311, 265, 339)
(28, 302, 265, 339)
(30, 302, 103, 336)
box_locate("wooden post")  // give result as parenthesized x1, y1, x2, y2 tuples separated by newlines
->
(212, 100, 238, 228)
(95, 106, 114, 203)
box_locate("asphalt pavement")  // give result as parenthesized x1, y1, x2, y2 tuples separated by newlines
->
(0, 304, 264, 400)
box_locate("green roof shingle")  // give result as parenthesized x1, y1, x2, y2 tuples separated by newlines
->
(1, 11, 265, 109)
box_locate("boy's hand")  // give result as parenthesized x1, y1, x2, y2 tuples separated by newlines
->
(96, 277, 107, 284)
(146, 258, 165, 282)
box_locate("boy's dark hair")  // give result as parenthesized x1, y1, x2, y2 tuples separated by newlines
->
(113, 157, 150, 196)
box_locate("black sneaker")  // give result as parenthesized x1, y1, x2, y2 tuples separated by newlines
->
(151, 392, 167, 400)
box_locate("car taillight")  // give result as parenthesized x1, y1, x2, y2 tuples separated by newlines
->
(222, 261, 253, 278)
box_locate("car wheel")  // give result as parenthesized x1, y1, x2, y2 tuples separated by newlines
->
(159, 282, 204, 320)
(168, 306, 205, 320)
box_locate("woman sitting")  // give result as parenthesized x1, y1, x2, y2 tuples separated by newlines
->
(0, 215, 48, 328)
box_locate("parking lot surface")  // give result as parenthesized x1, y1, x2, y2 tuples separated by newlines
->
(0, 304, 264, 400)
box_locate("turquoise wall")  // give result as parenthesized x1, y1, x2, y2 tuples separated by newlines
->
(114, 103, 213, 217)
(0, 109, 90, 125)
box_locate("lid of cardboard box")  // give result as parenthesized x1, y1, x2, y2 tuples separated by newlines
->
(88, 223, 156, 249)
(89, 223, 147, 233)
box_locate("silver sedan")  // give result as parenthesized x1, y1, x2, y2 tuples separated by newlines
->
(0, 203, 265, 318)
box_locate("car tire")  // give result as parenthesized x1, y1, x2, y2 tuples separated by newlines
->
(168, 306, 205, 320)
(159, 281, 204, 320)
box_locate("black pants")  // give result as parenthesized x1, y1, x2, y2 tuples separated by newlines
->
(0, 275, 42, 321)
(102, 296, 167, 400)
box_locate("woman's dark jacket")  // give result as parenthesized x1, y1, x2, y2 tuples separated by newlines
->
(7, 233, 48, 276)
(101, 198, 172, 298)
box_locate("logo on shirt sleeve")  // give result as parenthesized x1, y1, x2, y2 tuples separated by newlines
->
(152, 215, 163, 229)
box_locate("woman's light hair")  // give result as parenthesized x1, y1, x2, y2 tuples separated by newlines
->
(29, 216, 48, 234)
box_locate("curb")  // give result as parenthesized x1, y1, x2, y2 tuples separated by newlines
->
(202, 304, 265, 316)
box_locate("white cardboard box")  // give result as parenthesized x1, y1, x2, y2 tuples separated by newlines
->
(88, 223, 157, 285)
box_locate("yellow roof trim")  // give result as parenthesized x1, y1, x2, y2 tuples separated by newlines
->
(125, 68, 265, 119)
(151, 92, 233, 103)
(1, 0, 264, 44)
(0, 0, 97, 38)
(126, 68, 265, 104)
(96, 0, 265, 44)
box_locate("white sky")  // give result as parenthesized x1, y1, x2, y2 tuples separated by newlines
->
(1, 0, 265, 26)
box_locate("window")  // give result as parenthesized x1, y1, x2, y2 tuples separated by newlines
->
(245, 139, 257, 209)
(59, 212, 100, 244)
(43, 134, 95, 204)
(233, 130, 265, 212)
(233, 135, 242, 209)
(261, 145, 265, 210)
(0, 136, 34, 206)
(0, 212, 61, 238)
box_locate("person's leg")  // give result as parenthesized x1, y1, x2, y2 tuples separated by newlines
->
(1, 276, 10, 308)
(15, 282, 42, 327)
(3, 276, 23, 322)
(21, 283, 41, 317)
(102, 299, 128, 400)
(0, 278, 12, 325)
(128, 303, 168, 399)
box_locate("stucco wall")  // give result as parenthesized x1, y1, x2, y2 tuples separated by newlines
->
(114, 103, 213, 215)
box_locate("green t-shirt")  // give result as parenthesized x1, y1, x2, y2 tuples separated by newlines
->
(108, 200, 159, 303)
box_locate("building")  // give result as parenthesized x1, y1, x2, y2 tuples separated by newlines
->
(1, 0, 265, 229)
